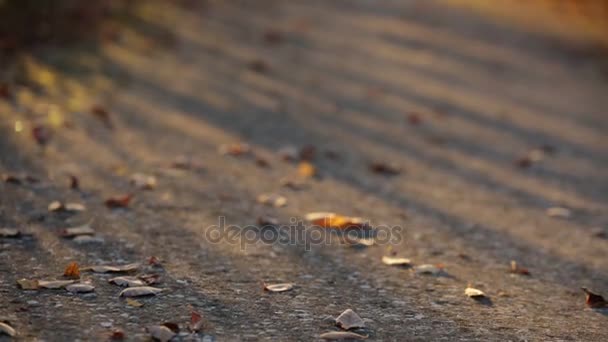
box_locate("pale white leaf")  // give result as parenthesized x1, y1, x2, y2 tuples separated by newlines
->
(335, 309, 365, 330)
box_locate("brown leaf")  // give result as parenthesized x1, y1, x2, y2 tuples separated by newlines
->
(298, 161, 317, 178)
(509, 260, 531, 276)
(119, 286, 163, 297)
(582, 288, 608, 308)
(68, 175, 80, 190)
(257, 215, 279, 226)
(299, 145, 316, 161)
(0, 83, 11, 99)
(190, 310, 204, 332)
(109, 329, 125, 340)
(335, 309, 365, 330)
(264, 283, 294, 292)
(83, 263, 140, 273)
(218, 143, 251, 156)
(546, 207, 571, 219)
(2, 173, 22, 184)
(0, 228, 21, 238)
(148, 256, 162, 267)
(126, 298, 144, 307)
(17, 279, 39, 290)
(305, 212, 366, 229)
(64, 262, 81, 278)
(147, 325, 175, 342)
(320, 331, 368, 340)
(91, 105, 113, 128)
(105, 194, 133, 208)
(66, 283, 95, 293)
(0, 322, 17, 337)
(255, 156, 270, 168)
(32, 125, 51, 146)
(369, 162, 401, 175)
(139, 274, 162, 285)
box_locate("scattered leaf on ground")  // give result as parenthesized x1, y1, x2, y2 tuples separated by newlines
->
(110, 329, 125, 340)
(60, 221, 95, 238)
(546, 207, 571, 218)
(139, 274, 162, 285)
(299, 145, 316, 161)
(126, 298, 144, 307)
(32, 125, 51, 146)
(68, 175, 79, 190)
(190, 310, 204, 332)
(73, 235, 105, 244)
(280, 178, 307, 190)
(465, 286, 486, 298)
(38, 280, 76, 289)
(109, 276, 144, 287)
(147, 325, 176, 342)
(382, 256, 412, 267)
(0, 322, 16, 337)
(218, 143, 251, 156)
(130, 173, 157, 190)
(170, 155, 202, 170)
(369, 162, 401, 175)
(278, 145, 298, 161)
(148, 256, 162, 267)
(346, 237, 375, 247)
(414, 264, 443, 276)
(48, 201, 86, 212)
(582, 288, 608, 308)
(0, 228, 21, 238)
(2, 174, 22, 184)
(257, 216, 279, 226)
(257, 193, 287, 207)
(105, 194, 133, 208)
(91, 105, 113, 128)
(264, 283, 294, 292)
(298, 161, 317, 178)
(66, 283, 95, 293)
(305, 212, 366, 229)
(64, 262, 81, 278)
(335, 309, 365, 330)
(17, 279, 39, 290)
(509, 260, 531, 276)
(119, 286, 163, 297)
(255, 156, 270, 168)
(320, 331, 368, 340)
(83, 263, 140, 273)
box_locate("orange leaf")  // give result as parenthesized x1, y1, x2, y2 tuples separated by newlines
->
(64, 262, 80, 278)
(298, 162, 317, 178)
(105, 194, 133, 208)
(582, 288, 608, 308)
(305, 212, 366, 229)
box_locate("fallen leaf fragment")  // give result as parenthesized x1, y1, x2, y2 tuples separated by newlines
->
(381, 256, 412, 267)
(91, 105, 113, 128)
(60, 222, 95, 238)
(218, 143, 251, 156)
(126, 298, 144, 307)
(64, 262, 80, 278)
(335, 309, 365, 330)
(298, 161, 317, 178)
(299, 145, 316, 161)
(414, 264, 443, 276)
(0, 322, 16, 337)
(369, 162, 401, 175)
(147, 325, 176, 342)
(546, 207, 571, 219)
(346, 237, 375, 247)
(38, 280, 75, 289)
(0, 228, 21, 238)
(83, 263, 140, 273)
(278, 145, 298, 161)
(582, 287, 608, 308)
(148, 256, 162, 267)
(2, 173, 22, 184)
(17, 279, 39, 290)
(109, 276, 144, 287)
(257, 193, 287, 207)
(305, 212, 366, 229)
(68, 175, 79, 189)
(465, 287, 486, 298)
(257, 215, 279, 226)
(66, 283, 95, 293)
(73, 235, 105, 244)
(139, 274, 162, 285)
(119, 286, 163, 297)
(130, 173, 157, 190)
(48, 201, 86, 212)
(509, 260, 530, 276)
(264, 283, 294, 292)
(110, 329, 125, 340)
(190, 310, 204, 332)
(105, 194, 133, 208)
(320, 331, 368, 340)
(32, 125, 51, 146)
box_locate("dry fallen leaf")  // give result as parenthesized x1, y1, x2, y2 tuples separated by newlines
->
(147, 325, 176, 342)
(32, 125, 51, 146)
(320, 331, 368, 340)
(126, 298, 144, 307)
(299, 145, 316, 161)
(66, 283, 95, 293)
(64, 262, 81, 278)
(190, 310, 204, 332)
(17, 279, 39, 290)
(38, 280, 76, 289)
(83, 263, 140, 273)
(2, 173, 22, 184)
(105, 194, 133, 208)
(278, 145, 298, 161)
(0, 228, 21, 238)
(48, 201, 86, 212)
(257, 193, 287, 207)
(298, 161, 317, 178)
(509, 260, 531, 276)
(369, 162, 401, 175)
(414, 264, 443, 276)
(381, 256, 412, 267)
(130, 173, 157, 190)
(0, 322, 17, 337)
(582, 288, 608, 308)
(139, 274, 162, 285)
(91, 105, 113, 129)
(119, 286, 163, 297)
(305, 212, 367, 229)
(68, 174, 79, 190)
(218, 143, 251, 156)
(335, 309, 365, 330)
(109, 276, 144, 287)
(264, 283, 294, 292)
(60, 221, 95, 238)
(465, 286, 486, 298)
(257, 215, 279, 226)
(346, 237, 375, 247)
(109, 329, 126, 340)
(546, 207, 571, 219)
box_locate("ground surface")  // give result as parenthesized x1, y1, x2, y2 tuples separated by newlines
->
(1, 1, 607, 341)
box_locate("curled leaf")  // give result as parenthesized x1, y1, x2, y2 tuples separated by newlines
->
(465, 287, 486, 298)
(582, 288, 608, 308)
(105, 194, 133, 208)
(119, 286, 163, 297)
(63, 262, 81, 278)
(335, 309, 365, 330)
(110, 329, 125, 340)
(109, 276, 144, 287)
(83, 263, 140, 273)
(305, 212, 366, 229)
(257, 193, 287, 207)
(147, 325, 176, 342)
(0, 322, 17, 337)
(0, 228, 21, 238)
(264, 283, 294, 292)
(66, 283, 95, 293)
(320, 331, 368, 340)
(381, 256, 412, 267)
